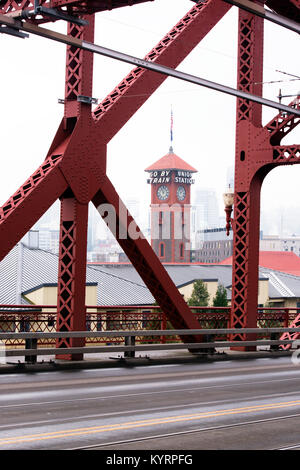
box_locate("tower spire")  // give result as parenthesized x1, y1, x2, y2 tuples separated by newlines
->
(169, 106, 174, 153)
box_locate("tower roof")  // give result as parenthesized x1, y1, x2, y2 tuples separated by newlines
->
(145, 148, 197, 173)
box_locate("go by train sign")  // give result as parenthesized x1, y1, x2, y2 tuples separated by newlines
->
(147, 169, 195, 185)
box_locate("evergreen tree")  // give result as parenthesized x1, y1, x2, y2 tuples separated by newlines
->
(188, 279, 209, 306)
(213, 284, 228, 307)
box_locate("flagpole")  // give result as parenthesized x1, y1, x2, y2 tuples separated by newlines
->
(170, 106, 174, 153)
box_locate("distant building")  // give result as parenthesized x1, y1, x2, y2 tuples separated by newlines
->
(194, 227, 233, 263)
(192, 188, 220, 233)
(260, 234, 300, 256)
(24, 229, 59, 254)
(87, 204, 98, 252)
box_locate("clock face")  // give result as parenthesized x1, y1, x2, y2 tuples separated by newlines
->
(157, 185, 169, 201)
(177, 185, 186, 201)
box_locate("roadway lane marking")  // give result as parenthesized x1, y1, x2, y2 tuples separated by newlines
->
(1, 399, 300, 447)
(0, 362, 295, 391)
(70, 412, 300, 450)
(1, 389, 300, 431)
(1, 375, 299, 409)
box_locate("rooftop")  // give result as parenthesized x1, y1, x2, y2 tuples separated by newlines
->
(220, 251, 300, 277)
(2, 245, 300, 307)
(145, 148, 197, 173)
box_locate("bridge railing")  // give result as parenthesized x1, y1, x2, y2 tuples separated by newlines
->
(0, 304, 297, 347)
(0, 327, 299, 364)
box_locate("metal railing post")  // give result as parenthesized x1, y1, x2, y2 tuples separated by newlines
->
(161, 312, 167, 344)
(270, 332, 280, 351)
(284, 308, 289, 328)
(202, 334, 215, 354)
(25, 338, 37, 363)
(124, 335, 135, 358)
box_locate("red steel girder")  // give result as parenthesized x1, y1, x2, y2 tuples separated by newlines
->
(231, 8, 265, 346)
(0, 0, 232, 354)
(56, 195, 89, 360)
(0, 0, 154, 22)
(265, 97, 300, 146)
(0, 153, 68, 261)
(51, 0, 154, 16)
(230, 3, 300, 349)
(55, 16, 94, 359)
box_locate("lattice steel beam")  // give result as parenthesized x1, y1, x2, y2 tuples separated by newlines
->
(0, 154, 68, 261)
(231, 4, 300, 350)
(265, 97, 300, 146)
(0, 0, 153, 22)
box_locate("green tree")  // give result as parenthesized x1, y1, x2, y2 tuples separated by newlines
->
(212, 284, 228, 307)
(188, 279, 209, 306)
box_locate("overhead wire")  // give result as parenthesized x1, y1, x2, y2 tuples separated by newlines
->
(93, 14, 299, 104)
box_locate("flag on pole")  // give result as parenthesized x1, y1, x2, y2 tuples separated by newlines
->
(170, 107, 174, 146)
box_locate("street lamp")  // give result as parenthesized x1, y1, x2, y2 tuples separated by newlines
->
(223, 185, 234, 236)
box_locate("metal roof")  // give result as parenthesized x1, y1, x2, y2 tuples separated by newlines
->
(0, 244, 154, 306)
(220, 251, 300, 277)
(1, 244, 300, 307)
(260, 267, 300, 299)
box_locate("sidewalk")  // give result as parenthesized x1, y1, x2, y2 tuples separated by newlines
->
(0, 347, 293, 374)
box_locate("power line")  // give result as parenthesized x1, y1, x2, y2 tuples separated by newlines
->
(276, 70, 300, 80)
(255, 78, 300, 85)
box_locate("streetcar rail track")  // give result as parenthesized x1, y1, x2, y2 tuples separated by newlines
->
(274, 443, 300, 450)
(68, 412, 300, 450)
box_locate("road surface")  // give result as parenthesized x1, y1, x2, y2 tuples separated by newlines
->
(0, 356, 299, 450)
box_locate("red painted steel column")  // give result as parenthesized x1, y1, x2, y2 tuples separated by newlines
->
(63, 16, 95, 127)
(56, 16, 94, 360)
(230, 7, 264, 348)
(56, 196, 89, 360)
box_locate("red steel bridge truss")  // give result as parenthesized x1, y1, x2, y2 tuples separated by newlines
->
(0, 0, 299, 357)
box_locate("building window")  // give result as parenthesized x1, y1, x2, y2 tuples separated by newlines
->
(159, 242, 165, 258)
(179, 242, 184, 259)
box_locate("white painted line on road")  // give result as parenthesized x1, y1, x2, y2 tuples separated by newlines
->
(1, 387, 300, 432)
(0, 376, 300, 410)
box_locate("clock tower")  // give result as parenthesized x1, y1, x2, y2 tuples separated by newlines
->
(145, 146, 197, 263)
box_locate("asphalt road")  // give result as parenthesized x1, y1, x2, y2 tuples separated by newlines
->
(0, 356, 300, 450)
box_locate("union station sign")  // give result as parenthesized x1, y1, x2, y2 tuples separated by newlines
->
(147, 169, 195, 185)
